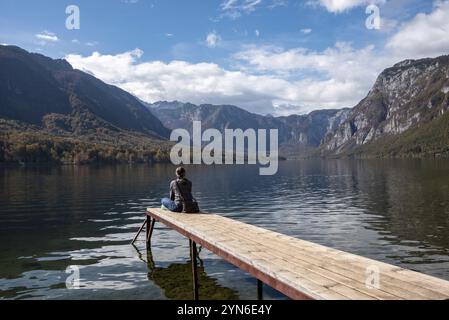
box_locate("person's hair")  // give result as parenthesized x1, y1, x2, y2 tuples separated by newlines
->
(176, 167, 186, 179)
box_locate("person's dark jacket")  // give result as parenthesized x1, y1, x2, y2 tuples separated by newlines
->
(170, 178, 193, 206)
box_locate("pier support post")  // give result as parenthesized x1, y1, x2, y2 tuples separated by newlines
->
(145, 216, 151, 247)
(257, 280, 264, 300)
(190, 239, 199, 300)
(146, 216, 156, 247)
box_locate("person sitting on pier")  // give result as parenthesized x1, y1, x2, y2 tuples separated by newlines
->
(161, 167, 200, 213)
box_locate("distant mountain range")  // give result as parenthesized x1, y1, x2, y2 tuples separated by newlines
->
(148, 101, 350, 156)
(149, 55, 449, 158)
(1, 44, 448, 164)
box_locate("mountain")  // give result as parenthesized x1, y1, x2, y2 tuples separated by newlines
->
(322, 55, 449, 157)
(149, 101, 283, 133)
(148, 101, 350, 156)
(276, 109, 350, 155)
(0, 45, 169, 139)
(4, 45, 446, 163)
(0, 45, 171, 164)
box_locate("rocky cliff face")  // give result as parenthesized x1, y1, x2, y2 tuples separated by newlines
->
(322, 55, 449, 155)
(277, 109, 350, 149)
(149, 101, 350, 156)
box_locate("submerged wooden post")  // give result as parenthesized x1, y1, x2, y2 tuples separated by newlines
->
(190, 239, 199, 300)
(257, 280, 264, 300)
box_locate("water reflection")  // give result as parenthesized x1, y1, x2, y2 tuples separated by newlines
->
(1, 160, 449, 299)
(141, 247, 239, 300)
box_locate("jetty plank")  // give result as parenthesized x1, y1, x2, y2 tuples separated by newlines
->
(203, 221, 448, 299)
(146, 208, 449, 300)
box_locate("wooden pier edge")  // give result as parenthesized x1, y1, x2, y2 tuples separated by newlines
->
(140, 208, 449, 301)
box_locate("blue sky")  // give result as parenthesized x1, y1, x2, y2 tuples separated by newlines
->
(1, 0, 447, 115)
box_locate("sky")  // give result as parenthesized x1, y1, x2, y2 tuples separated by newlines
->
(1, 0, 448, 116)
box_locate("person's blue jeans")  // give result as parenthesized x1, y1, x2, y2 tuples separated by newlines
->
(161, 198, 182, 212)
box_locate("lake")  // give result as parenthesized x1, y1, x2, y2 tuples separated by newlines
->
(1, 160, 449, 300)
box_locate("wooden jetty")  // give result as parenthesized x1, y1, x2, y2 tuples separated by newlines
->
(132, 208, 449, 300)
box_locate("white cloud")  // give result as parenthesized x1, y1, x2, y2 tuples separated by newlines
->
(218, 0, 283, 19)
(66, 45, 386, 116)
(221, 0, 262, 13)
(66, 49, 297, 114)
(255, 29, 260, 37)
(386, 0, 449, 58)
(309, 0, 385, 13)
(35, 31, 59, 42)
(234, 42, 389, 78)
(206, 31, 221, 48)
(301, 28, 312, 34)
(234, 42, 393, 108)
(221, 0, 238, 10)
(65, 2, 449, 116)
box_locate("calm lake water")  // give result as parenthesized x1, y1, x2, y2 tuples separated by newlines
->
(1, 160, 449, 300)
